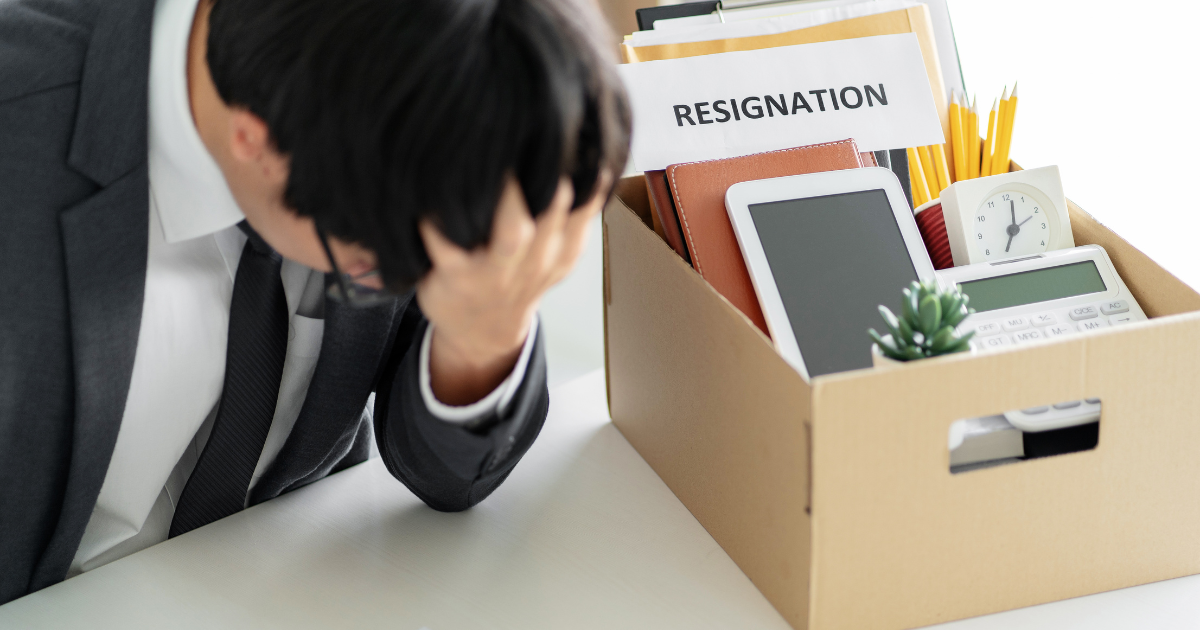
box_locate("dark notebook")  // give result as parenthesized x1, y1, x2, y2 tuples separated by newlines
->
(635, 1, 719, 31)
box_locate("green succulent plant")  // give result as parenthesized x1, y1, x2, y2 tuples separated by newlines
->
(869, 280, 976, 362)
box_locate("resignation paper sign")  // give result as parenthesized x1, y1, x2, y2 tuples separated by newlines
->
(618, 34, 945, 172)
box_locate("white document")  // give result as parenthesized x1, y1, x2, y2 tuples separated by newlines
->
(632, 0, 964, 101)
(618, 34, 944, 172)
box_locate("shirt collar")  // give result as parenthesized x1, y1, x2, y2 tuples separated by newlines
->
(148, 0, 245, 244)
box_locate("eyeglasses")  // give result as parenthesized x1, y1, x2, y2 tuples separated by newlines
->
(316, 226, 400, 308)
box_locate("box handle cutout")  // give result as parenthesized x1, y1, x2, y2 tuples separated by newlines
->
(949, 398, 1100, 474)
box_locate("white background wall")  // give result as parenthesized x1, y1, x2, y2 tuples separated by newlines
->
(539, 0, 1200, 387)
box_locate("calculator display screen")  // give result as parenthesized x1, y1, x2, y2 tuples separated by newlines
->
(958, 261, 1107, 313)
(750, 189, 918, 377)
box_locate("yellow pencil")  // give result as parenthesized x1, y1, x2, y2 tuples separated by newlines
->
(917, 145, 940, 200)
(948, 91, 966, 182)
(990, 86, 1009, 176)
(907, 148, 921, 206)
(930, 144, 951, 193)
(907, 147, 930, 206)
(967, 96, 980, 180)
(980, 98, 997, 177)
(997, 82, 1018, 176)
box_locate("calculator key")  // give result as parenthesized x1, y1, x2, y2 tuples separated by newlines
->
(1002, 317, 1030, 332)
(974, 322, 1002, 336)
(1100, 300, 1130, 315)
(980, 335, 1012, 349)
(1012, 329, 1043, 344)
(1053, 400, 1081, 410)
(1022, 406, 1049, 414)
(1085, 398, 1101, 404)
(1044, 325, 1074, 338)
(1030, 313, 1057, 327)
(1070, 306, 1098, 320)
(1110, 315, 1135, 326)
(1078, 319, 1109, 332)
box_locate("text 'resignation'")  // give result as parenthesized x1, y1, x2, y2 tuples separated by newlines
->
(674, 84, 888, 127)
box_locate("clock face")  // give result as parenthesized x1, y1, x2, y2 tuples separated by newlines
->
(973, 190, 1051, 260)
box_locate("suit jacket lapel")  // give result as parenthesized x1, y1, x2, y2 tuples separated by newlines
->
(31, 169, 149, 590)
(29, 0, 155, 590)
(248, 294, 402, 504)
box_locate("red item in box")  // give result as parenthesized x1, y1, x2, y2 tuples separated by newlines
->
(915, 201, 954, 270)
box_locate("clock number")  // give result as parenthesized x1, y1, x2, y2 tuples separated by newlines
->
(1042, 223, 1047, 229)
(988, 201, 994, 208)
(1041, 240, 1045, 246)
(1021, 197, 1026, 203)
(1002, 194, 1010, 201)
(1034, 207, 1039, 213)
(985, 248, 991, 255)
(978, 215, 986, 222)
(977, 233, 983, 239)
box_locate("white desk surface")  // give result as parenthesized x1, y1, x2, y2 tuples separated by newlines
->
(2, 370, 1199, 629)
(0, 371, 790, 630)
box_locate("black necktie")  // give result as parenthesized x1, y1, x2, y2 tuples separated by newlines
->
(169, 223, 289, 538)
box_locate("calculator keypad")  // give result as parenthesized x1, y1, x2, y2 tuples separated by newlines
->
(1001, 317, 1029, 331)
(1069, 306, 1098, 320)
(1012, 329, 1042, 343)
(1030, 313, 1057, 326)
(1100, 300, 1129, 315)
(966, 299, 1144, 352)
(975, 322, 1001, 336)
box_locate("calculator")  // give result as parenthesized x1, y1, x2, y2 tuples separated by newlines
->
(1002, 398, 1102, 433)
(935, 244, 1147, 353)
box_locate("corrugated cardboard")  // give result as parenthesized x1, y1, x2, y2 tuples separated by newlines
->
(602, 174, 1200, 629)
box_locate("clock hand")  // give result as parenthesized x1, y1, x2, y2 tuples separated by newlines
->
(1004, 200, 1023, 253)
(1018, 215, 1032, 227)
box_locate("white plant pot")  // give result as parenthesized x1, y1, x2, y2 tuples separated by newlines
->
(871, 339, 905, 369)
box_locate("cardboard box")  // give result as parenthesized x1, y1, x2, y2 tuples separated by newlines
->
(601, 173, 1200, 629)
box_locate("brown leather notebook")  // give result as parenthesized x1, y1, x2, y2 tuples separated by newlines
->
(645, 170, 690, 264)
(667, 139, 871, 335)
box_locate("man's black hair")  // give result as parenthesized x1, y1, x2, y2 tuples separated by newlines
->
(207, 0, 631, 292)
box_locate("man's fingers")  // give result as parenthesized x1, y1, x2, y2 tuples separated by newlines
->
(546, 206, 594, 284)
(489, 178, 537, 264)
(419, 219, 470, 270)
(522, 178, 572, 270)
(558, 173, 609, 260)
(586, 170, 614, 210)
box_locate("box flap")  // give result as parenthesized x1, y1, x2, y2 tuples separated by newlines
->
(604, 192, 815, 628)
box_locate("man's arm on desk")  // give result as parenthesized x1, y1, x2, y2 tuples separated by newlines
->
(373, 299, 549, 512)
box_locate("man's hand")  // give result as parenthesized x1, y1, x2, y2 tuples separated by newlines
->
(417, 174, 610, 407)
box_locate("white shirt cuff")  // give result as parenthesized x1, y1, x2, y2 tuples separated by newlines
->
(418, 316, 539, 424)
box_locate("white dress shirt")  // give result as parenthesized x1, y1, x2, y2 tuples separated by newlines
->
(68, 0, 536, 576)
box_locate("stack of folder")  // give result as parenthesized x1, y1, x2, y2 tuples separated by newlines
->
(624, 0, 972, 326)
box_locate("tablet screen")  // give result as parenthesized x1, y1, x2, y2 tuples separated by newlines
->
(750, 189, 918, 377)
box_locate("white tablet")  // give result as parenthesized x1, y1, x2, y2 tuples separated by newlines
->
(726, 167, 936, 380)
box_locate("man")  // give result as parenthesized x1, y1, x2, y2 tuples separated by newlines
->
(0, 0, 630, 604)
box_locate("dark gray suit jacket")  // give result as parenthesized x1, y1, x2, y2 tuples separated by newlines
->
(0, 0, 549, 604)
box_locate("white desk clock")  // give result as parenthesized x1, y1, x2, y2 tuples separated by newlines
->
(940, 165, 1074, 266)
